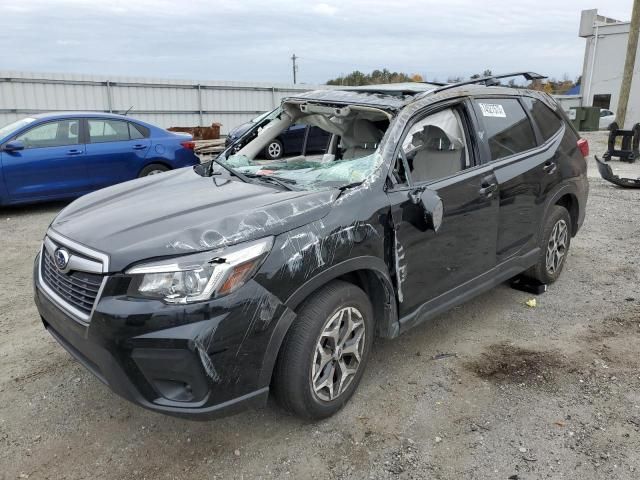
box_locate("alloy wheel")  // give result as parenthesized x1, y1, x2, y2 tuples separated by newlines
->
(546, 219, 568, 275)
(267, 141, 281, 158)
(311, 307, 366, 402)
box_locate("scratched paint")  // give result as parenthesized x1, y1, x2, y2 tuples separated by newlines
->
(394, 231, 407, 303)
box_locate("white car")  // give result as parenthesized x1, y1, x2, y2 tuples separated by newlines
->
(599, 109, 615, 130)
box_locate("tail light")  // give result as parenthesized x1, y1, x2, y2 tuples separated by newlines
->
(180, 140, 195, 150)
(577, 138, 589, 158)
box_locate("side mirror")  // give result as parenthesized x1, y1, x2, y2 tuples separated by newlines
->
(3, 140, 25, 152)
(419, 188, 444, 233)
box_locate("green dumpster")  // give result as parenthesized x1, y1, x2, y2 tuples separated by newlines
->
(569, 106, 600, 131)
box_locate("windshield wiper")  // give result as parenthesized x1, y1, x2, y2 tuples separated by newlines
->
(338, 181, 363, 191)
(244, 173, 299, 191)
(335, 181, 363, 199)
(208, 157, 251, 184)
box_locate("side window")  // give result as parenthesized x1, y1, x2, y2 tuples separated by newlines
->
(522, 98, 563, 142)
(15, 120, 79, 149)
(400, 108, 469, 184)
(88, 119, 130, 143)
(472, 98, 536, 161)
(128, 122, 148, 139)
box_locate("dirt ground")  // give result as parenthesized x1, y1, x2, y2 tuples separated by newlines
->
(1, 131, 639, 480)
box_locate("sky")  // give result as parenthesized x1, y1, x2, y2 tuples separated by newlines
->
(0, 0, 634, 85)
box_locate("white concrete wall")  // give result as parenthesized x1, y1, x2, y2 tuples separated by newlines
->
(0, 71, 335, 135)
(580, 12, 640, 128)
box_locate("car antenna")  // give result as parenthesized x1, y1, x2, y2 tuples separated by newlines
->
(123, 106, 134, 116)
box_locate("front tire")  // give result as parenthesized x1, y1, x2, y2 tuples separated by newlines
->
(526, 205, 572, 284)
(273, 280, 374, 419)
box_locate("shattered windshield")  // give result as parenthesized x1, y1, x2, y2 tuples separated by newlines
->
(214, 103, 390, 191)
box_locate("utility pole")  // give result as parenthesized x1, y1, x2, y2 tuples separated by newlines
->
(291, 54, 298, 84)
(616, 0, 640, 128)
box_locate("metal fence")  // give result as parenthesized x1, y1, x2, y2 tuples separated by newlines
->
(0, 71, 332, 135)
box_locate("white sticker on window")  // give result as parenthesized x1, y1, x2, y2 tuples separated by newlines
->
(478, 103, 506, 118)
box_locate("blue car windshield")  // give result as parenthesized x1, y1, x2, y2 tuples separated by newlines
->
(0, 117, 36, 140)
(218, 105, 390, 191)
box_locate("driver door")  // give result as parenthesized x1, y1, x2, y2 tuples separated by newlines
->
(386, 103, 499, 323)
(1, 118, 88, 202)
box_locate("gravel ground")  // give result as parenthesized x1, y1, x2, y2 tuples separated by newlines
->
(1, 131, 639, 480)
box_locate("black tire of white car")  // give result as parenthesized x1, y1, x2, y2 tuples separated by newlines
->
(264, 139, 284, 160)
(526, 205, 572, 284)
(273, 280, 374, 420)
(139, 163, 169, 177)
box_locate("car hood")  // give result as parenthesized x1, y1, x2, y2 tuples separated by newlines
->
(51, 167, 338, 272)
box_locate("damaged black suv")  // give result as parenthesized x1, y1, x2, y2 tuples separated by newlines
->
(34, 73, 589, 420)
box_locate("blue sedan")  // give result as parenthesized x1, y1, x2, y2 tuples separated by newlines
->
(0, 112, 200, 206)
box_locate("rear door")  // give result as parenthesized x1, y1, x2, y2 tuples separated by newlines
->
(305, 126, 331, 153)
(1, 118, 87, 201)
(280, 123, 307, 155)
(387, 102, 499, 320)
(84, 118, 151, 188)
(471, 97, 562, 263)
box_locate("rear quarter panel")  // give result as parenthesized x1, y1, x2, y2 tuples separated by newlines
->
(148, 132, 199, 169)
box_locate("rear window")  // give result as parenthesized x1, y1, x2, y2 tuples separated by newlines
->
(129, 122, 149, 139)
(522, 98, 563, 142)
(472, 98, 536, 161)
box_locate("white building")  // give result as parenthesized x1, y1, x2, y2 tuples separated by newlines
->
(579, 8, 640, 128)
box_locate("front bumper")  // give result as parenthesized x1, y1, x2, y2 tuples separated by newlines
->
(34, 254, 294, 419)
(595, 155, 640, 188)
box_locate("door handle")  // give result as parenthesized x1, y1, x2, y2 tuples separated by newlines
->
(543, 161, 557, 174)
(132, 144, 147, 150)
(479, 182, 497, 196)
(66, 149, 83, 155)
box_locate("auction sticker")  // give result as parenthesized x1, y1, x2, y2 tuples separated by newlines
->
(478, 103, 506, 118)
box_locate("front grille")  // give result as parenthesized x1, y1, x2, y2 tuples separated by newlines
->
(41, 249, 103, 316)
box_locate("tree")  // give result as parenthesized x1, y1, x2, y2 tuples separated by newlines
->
(470, 69, 492, 80)
(525, 76, 579, 94)
(326, 69, 417, 86)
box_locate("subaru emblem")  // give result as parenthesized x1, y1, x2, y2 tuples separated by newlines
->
(54, 248, 70, 271)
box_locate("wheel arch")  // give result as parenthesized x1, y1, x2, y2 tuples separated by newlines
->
(542, 184, 580, 239)
(257, 257, 399, 389)
(554, 193, 579, 236)
(137, 159, 172, 176)
(285, 256, 399, 338)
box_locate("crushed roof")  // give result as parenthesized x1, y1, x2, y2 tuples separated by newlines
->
(285, 84, 556, 111)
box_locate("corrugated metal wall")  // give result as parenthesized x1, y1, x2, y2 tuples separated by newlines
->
(0, 71, 332, 135)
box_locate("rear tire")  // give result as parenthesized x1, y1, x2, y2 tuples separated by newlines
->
(139, 163, 169, 177)
(525, 205, 572, 284)
(273, 280, 374, 419)
(263, 139, 283, 160)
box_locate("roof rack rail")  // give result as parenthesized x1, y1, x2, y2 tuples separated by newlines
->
(426, 72, 547, 95)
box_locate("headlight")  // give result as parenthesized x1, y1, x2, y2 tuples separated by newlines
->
(126, 237, 273, 304)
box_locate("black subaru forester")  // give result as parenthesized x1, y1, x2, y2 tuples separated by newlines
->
(34, 73, 589, 420)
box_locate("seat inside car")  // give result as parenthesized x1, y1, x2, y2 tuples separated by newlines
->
(340, 119, 384, 160)
(410, 125, 465, 182)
